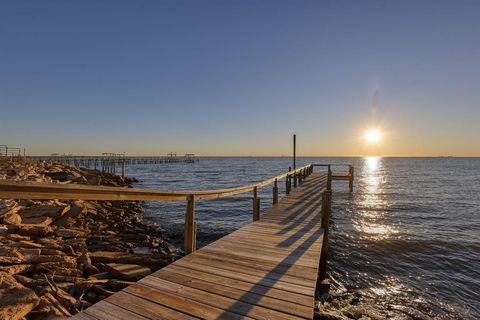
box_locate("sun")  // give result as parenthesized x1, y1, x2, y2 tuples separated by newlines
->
(365, 129, 381, 143)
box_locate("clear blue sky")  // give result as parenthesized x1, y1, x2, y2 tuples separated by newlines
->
(1, 0, 479, 156)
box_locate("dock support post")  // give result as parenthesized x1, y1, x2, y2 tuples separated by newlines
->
(121, 156, 125, 178)
(349, 165, 354, 192)
(293, 172, 298, 188)
(253, 187, 260, 221)
(273, 179, 278, 205)
(327, 165, 332, 191)
(286, 176, 291, 195)
(319, 190, 332, 280)
(184, 194, 196, 254)
(286, 167, 292, 194)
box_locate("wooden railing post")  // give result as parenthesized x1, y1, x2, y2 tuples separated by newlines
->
(298, 170, 303, 184)
(293, 172, 298, 188)
(327, 165, 332, 191)
(286, 175, 291, 195)
(319, 190, 332, 280)
(253, 187, 260, 221)
(184, 194, 196, 254)
(272, 178, 278, 205)
(349, 165, 354, 193)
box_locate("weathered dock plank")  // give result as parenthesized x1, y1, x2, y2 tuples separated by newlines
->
(71, 173, 328, 320)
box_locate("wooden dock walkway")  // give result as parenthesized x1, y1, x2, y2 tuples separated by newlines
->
(71, 173, 328, 320)
(0, 163, 353, 320)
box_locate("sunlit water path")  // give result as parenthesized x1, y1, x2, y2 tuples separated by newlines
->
(127, 157, 480, 319)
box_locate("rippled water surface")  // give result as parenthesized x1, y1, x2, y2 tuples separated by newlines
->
(127, 157, 480, 318)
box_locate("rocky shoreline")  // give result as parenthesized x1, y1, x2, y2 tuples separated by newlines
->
(0, 159, 177, 319)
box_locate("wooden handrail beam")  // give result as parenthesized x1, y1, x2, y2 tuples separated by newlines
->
(0, 165, 312, 201)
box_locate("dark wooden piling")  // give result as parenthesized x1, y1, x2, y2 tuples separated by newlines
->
(253, 186, 260, 221)
(272, 178, 278, 205)
(319, 189, 332, 281)
(349, 165, 354, 192)
(184, 194, 196, 254)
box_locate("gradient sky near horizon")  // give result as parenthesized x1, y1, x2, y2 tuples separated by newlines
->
(1, 0, 479, 156)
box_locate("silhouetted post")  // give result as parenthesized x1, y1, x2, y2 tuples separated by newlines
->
(349, 165, 354, 192)
(253, 186, 260, 221)
(293, 134, 296, 169)
(319, 190, 332, 280)
(273, 178, 278, 205)
(293, 171, 298, 188)
(184, 194, 196, 254)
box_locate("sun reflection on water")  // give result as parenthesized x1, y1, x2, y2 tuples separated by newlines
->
(353, 157, 398, 240)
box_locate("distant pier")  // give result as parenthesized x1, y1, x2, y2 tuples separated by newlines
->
(26, 153, 198, 177)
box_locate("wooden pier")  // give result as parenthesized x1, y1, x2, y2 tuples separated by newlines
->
(25, 153, 198, 177)
(0, 145, 23, 158)
(0, 163, 354, 319)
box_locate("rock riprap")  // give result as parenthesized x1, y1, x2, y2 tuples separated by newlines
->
(0, 159, 177, 319)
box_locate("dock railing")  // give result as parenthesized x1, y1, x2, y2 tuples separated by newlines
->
(0, 145, 22, 160)
(312, 163, 354, 192)
(0, 164, 319, 254)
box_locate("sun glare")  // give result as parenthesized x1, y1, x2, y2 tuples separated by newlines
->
(366, 129, 381, 143)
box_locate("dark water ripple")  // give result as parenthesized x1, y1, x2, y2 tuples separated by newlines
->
(127, 157, 480, 319)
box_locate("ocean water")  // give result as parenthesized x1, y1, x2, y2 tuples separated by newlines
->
(126, 157, 480, 319)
